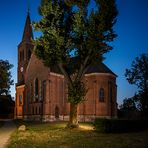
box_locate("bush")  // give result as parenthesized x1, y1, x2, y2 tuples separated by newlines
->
(93, 118, 106, 132)
(94, 118, 148, 133)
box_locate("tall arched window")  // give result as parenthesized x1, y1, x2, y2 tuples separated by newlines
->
(36, 107, 38, 115)
(42, 80, 46, 101)
(110, 83, 113, 103)
(32, 106, 34, 115)
(99, 88, 105, 102)
(27, 49, 32, 61)
(20, 50, 24, 62)
(55, 106, 59, 119)
(30, 83, 33, 102)
(35, 78, 39, 97)
(19, 95, 23, 105)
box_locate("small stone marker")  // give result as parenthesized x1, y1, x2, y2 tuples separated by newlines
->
(18, 125, 26, 131)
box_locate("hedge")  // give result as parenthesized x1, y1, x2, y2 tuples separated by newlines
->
(94, 118, 148, 133)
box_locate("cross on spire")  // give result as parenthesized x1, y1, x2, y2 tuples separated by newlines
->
(27, 0, 30, 15)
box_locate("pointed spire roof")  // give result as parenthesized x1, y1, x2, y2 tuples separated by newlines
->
(22, 11, 33, 42)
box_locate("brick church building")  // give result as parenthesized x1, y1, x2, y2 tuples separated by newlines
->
(15, 12, 117, 122)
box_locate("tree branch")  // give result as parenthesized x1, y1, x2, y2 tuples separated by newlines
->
(58, 63, 73, 86)
(75, 46, 93, 81)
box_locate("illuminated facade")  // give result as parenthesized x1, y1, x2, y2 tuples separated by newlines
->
(15, 13, 117, 121)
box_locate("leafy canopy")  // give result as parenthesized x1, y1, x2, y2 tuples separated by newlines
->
(33, 0, 118, 104)
(125, 53, 148, 91)
(34, 0, 117, 71)
(125, 53, 148, 115)
(0, 60, 14, 96)
(120, 97, 137, 111)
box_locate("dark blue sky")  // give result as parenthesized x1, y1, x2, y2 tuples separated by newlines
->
(0, 0, 147, 105)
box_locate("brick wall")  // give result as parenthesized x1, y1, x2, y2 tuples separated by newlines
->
(23, 54, 117, 121)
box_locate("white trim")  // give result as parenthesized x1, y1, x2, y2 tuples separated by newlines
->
(78, 115, 115, 122)
(50, 72, 64, 78)
(15, 115, 23, 119)
(85, 73, 116, 77)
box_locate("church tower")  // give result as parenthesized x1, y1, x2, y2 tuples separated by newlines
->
(17, 11, 34, 83)
(15, 12, 34, 119)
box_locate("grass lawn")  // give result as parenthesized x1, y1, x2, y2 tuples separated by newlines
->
(8, 120, 148, 148)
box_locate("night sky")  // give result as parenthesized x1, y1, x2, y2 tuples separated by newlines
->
(0, 0, 147, 105)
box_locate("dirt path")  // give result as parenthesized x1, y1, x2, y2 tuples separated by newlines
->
(0, 120, 16, 148)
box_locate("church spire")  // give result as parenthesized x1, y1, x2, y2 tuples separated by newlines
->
(22, 11, 33, 42)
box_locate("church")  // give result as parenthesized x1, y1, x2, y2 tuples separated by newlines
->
(15, 12, 117, 122)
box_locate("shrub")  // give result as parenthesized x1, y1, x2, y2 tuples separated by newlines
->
(94, 118, 148, 133)
(93, 118, 106, 132)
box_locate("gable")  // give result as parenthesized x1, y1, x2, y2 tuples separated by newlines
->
(25, 53, 50, 83)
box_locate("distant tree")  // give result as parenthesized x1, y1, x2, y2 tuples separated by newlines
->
(120, 97, 137, 111)
(0, 95, 15, 118)
(125, 53, 148, 116)
(0, 60, 13, 96)
(33, 0, 118, 127)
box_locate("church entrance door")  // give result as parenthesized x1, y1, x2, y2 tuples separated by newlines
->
(55, 106, 59, 119)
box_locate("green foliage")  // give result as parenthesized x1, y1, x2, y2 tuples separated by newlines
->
(134, 91, 148, 116)
(68, 81, 87, 104)
(125, 53, 148, 90)
(94, 118, 148, 133)
(33, 0, 118, 95)
(33, 0, 71, 66)
(119, 96, 140, 119)
(71, 0, 118, 61)
(0, 60, 13, 96)
(33, 0, 118, 125)
(93, 118, 107, 132)
(120, 97, 137, 111)
(0, 95, 15, 118)
(125, 53, 148, 116)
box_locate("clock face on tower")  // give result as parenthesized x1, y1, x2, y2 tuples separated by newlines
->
(20, 67, 23, 72)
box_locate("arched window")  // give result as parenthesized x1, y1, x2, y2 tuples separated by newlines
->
(19, 95, 23, 105)
(36, 107, 38, 115)
(39, 107, 41, 114)
(42, 80, 46, 101)
(55, 106, 59, 119)
(35, 78, 39, 97)
(35, 79, 39, 96)
(99, 88, 105, 102)
(30, 83, 33, 102)
(110, 84, 113, 103)
(20, 50, 24, 62)
(28, 49, 31, 61)
(32, 106, 34, 115)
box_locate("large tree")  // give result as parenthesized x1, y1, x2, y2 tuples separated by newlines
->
(33, 0, 118, 127)
(125, 53, 148, 116)
(0, 60, 13, 96)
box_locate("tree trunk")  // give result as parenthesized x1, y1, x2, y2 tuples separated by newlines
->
(67, 103, 79, 128)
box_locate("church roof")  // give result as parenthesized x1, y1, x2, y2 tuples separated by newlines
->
(85, 62, 117, 76)
(22, 12, 34, 42)
(16, 80, 25, 87)
(50, 58, 116, 76)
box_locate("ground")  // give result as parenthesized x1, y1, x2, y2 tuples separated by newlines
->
(0, 120, 16, 148)
(6, 120, 148, 148)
